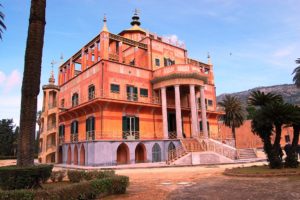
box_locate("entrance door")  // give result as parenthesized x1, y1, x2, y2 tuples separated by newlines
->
(168, 113, 177, 139)
(122, 116, 139, 139)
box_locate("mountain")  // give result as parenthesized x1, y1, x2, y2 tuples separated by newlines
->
(217, 84, 300, 106)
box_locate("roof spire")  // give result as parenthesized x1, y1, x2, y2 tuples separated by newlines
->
(131, 9, 141, 26)
(102, 14, 109, 32)
(207, 52, 212, 65)
(49, 60, 55, 84)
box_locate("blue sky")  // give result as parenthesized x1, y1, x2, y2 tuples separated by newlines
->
(0, 0, 299, 125)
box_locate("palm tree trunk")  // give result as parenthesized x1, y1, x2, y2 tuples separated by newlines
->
(270, 123, 283, 168)
(17, 0, 46, 167)
(231, 125, 236, 147)
(285, 124, 300, 168)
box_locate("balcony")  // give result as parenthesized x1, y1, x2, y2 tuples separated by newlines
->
(109, 53, 119, 62)
(48, 102, 57, 109)
(47, 124, 56, 132)
(59, 136, 65, 145)
(71, 134, 78, 143)
(46, 143, 56, 151)
(86, 131, 95, 141)
(122, 131, 139, 140)
(151, 64, 210, 88)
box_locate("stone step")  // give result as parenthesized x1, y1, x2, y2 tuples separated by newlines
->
(237, 148, 257, 159)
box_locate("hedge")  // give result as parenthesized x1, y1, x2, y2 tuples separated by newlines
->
(0, 165, 53, 190)
(91, 175, 129, 194)
(0, 156, 17, 160)
(68, 169, 115, 183)
(0, 175, 129, 200)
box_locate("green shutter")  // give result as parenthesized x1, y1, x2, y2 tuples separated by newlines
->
(122, 116, 127, 132)
(135, 117, 139, 132)
(76, 121, 78, 134)
(200, 121, 203, 131)
(92, 117, 95, 131)
(86, 118, 89, 132)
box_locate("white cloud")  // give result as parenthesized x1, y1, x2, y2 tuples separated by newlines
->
(272, 46, 295, 58)
(0, 69, 22, 93)
(162, 34, 185, 48)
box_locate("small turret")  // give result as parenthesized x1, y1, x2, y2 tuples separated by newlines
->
(101, 14, 109, 32)
(130, 9, 141, 26)
(49, 62, 55, 85)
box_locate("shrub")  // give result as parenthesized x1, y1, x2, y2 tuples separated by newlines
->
(91, 175, 129, 195)
(50, 171, 66, 183)
(83, 171, 95, 181)
(67, 170, 84, 183)
(0, 164, 53, 190)
(94, 170, 115, 179)
(0, 190, 34, 200)
(81, 170, 115, 181)
(111, 175, 129, 194)
(35, 181, 96, 200)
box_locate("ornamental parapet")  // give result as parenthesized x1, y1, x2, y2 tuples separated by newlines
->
(151, 64, 211, 89)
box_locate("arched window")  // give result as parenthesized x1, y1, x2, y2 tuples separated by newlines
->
(86, 116, 95, 140)
(88, 85, 95, 100)
(152, 143, 161, 162)
(168, 142, 176, 160)
(72, 93, 79, 107)
(59, 124, 65, 144)
(60, 99, 65, 108)
(70, 120, 78, 142)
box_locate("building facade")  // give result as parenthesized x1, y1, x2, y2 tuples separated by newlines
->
(39, 12, 227, 166)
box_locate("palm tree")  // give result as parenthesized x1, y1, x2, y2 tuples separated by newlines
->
(17, 0, 46, 167)
(249, 91, 294, 168)
(0, 3, 7, 40)
(292, 58, 300, 88)
(285, 105, 300, 168)
(218, 95, 244, 147)
(248, 90, 283, 107)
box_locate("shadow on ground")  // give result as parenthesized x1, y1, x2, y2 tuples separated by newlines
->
(167, 176, 300, 200)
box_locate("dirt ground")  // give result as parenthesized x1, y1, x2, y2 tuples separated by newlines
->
(1, 160, 299, 200)
(104, 162, 300, 200)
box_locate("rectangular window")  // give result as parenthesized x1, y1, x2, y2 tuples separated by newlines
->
(155, 58, 160, 66)
(208, 100, 213, 106)
(285, 135, 290, 143)
(110, 84, 120, 93)
(127, 85, 138, 101)
(122, 116, 139, 139)
(163, 57, 175, 66)
(140, 88, 148, 97)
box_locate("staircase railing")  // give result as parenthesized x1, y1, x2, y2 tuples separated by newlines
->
(166, 145, 187, 164)
(197, 138, 237, 160)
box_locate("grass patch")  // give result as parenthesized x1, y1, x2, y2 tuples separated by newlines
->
(224, 165, 300, 177)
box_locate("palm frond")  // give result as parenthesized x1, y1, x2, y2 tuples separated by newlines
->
(248, 90, 283, 107)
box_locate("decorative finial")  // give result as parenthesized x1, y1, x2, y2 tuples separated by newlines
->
(102, 14, 109, 32)
(131, 9, 141, 26)
(207, 52, 212, 65)
(49, 60, 55, 84)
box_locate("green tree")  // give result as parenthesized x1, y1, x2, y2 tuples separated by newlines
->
(285, 105, 300, 168)
(17, 0, 46, 167)
(292, 58, 300, 87)
(218, 95, 244, 147)
(0, 119, 17, 156)
(249, 91, 294, 168)
(0, 3, 6, 40)
(246, 106, 256, 120)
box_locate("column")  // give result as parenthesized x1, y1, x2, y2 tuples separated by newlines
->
(174, 85, 183, 138)
(161, 87, 168, 139)
(200, 86, 208, 138)
(189, 85, 198, 137)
